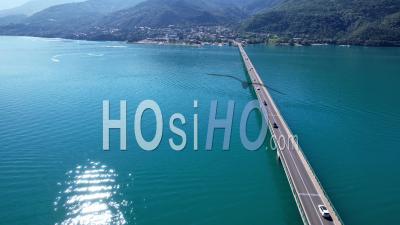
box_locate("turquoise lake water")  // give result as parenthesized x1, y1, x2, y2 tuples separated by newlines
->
(0, 36, 399, 225)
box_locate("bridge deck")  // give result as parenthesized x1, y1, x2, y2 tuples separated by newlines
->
(236, 43, 343, 225)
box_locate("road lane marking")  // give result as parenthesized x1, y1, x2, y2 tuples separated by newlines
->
(240, 45, 336, 224)
(299, 193, 321, 197)
(252, 70, 325, 224)
(241, 47, 326, 225)
(284, 125, 325, 225)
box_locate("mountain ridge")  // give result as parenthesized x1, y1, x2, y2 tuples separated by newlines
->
(0, 0, 85, 17)
(0, 0, 399, 46)
(242, 0, 400, 45)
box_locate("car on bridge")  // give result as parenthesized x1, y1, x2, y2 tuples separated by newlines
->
(318, 205, 331, 218)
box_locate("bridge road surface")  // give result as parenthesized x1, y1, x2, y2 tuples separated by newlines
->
(237, 43, 343, 225)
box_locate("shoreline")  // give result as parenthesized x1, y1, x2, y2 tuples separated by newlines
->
(1, 35, 399, 48)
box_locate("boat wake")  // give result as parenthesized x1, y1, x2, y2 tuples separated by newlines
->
(51, 55, 62, 63)
(87, 53, 104, 57)
(102, 45, 127, 48)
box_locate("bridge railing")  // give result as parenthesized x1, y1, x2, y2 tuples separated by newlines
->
(238, 43, 310, 225)
(267, 120, 310, 225)
(237, 42, 344, 225)
(273, 103, 344, 225)
(290, 137, 345, 225)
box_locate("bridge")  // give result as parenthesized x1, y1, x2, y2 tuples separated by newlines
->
(236, 42, 343, 225)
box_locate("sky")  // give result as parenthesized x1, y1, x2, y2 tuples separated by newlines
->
(0, 0, 30, 10)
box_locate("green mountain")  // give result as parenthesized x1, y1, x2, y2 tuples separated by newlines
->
(242, 0, 400, 46)
(0, 0, 85, 17)
(98, 0, 246, 29)
(197, 0, 283, 14)
(90, 0, 282, 41)
(0, 15, 27, 26)
(0, 0, 264, 38)
(0, 0, 399, 46)
(0, 0, 145, 37)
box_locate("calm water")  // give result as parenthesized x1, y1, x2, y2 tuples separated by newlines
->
(246, 45, 400, 225)
(0, 36, 399, 225)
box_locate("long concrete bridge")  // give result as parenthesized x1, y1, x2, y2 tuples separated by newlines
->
(236, 42, 343, 225)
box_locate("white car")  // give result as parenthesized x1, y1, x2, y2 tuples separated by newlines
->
(318, 205, 330, 218)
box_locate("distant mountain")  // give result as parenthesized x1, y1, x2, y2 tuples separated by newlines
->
(242, 0, 400, 45)
(0, 0, 85, 17)
(0, 0, 145, 37)
(98, 0, 246, 29)
(239, 0, 283, 14)
(96, 0, 283, 30)
(200, 0, 282, 14)
(0, 15, 27, 26)
(0, 0, 254, 38)
(0, 0, 399, 46)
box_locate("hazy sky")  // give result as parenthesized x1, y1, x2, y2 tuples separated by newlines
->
(0, 0, 30, 10)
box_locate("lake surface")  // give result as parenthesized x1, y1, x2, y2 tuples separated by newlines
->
(246, 45, 400, 225)
(0, 36, 399, 225)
